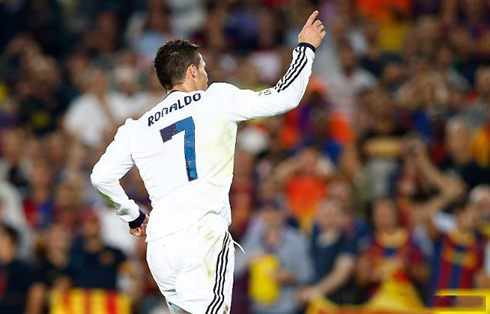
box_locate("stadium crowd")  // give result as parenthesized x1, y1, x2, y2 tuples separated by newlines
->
(1, 0, 490, 313)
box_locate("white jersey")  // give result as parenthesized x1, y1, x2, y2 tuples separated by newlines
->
(91, 43, 316, 241)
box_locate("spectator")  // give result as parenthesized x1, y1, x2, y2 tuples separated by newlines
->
(274, 147, 333, 232)
(434, 44, 469, 92)
(53, 173, 86, 230)
(23, 158, 54, 231)
(357, 199, 428, 302)
(83, 11, 121, 62)
(125, 0, 175, 69)
(0, 179, 32, 259)
(356, 0, 412, 52)
(299, 198, 357, 305)
(359, 19, 392, 79)
(420, 200, 487, 307)
(132, 69, 166, 117)
(16, 56, 73, 135)
(448, 25, 479, 85)
(63, 66, 136, 148)
(440, 118, 489, 189)
(113, 65, 149, 115)
(69, 211, 129, 291)
(360, 89, 407, 198)
(467, 185, 490, 281)
(0, 128, 29, 192)
(33, 223, 72, 312)
(325, 44, 377, 122)
(0, 224, 43, 313)
(229, 149, 256, 241)
(44, 132, 68, 176)
(235, 201, 312, 314)
(471, 99, 490, 167)
(470, 185, 490, 235)
(338, 145, 372, 216)
(466, 66, 490, 128)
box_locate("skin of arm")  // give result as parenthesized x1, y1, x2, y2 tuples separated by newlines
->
(356, 254, 378, 286)
(299, 255, 355, 302)
(411, 139, 457, 192)
(24, 283, 45, 314)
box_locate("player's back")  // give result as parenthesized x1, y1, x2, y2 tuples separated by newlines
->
(126, 86, 237, 240)
(91, 42, 316, 241)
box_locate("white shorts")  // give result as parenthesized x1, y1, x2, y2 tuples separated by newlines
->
(146, 213, 235, 314)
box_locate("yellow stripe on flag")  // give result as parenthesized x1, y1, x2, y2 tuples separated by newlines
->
(71, 289, 84, 314)
(92, 289, 106, 314)
(116, 292, 131, 313)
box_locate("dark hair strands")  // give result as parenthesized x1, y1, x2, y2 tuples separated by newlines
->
(154, 39, 201, 91)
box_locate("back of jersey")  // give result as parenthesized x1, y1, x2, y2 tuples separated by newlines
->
(128, 89, 237, 241)
(91, 44, 315, 240)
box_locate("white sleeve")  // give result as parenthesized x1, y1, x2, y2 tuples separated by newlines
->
(211, 43, 316, 122)
(90, 120, 140, 223)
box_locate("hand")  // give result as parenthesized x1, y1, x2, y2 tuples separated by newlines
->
(273, 268, 296, 285)
(298, 11, 326, 49)
(130, 215, 149, 237)
(298, 286, 323, 303)
(443, 177, 467, 199)
(247, 250, 266, 265)
(408, 139, 427, 161)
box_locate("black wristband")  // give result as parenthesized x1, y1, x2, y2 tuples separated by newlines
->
(298, 42, 316, 52)
(129, 210, 146, 229)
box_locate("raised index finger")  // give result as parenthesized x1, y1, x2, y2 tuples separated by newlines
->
(306, 10, 319, 26)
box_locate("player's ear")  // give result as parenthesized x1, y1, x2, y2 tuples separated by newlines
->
(188, 64, 198, 78)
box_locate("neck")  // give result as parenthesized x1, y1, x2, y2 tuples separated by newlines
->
(169, 82, 197, 93)
(33, 188, 49, 204)
(456, 223, 472, 235)
(48, 250, 68, 266)
(84, 238, 103, 252)
(452, 151, 471, 165)
(381, 226, 398, 235)
(266, 227, 281, 235)
(264, 228, 282, 248)
(321, 227, 341, 237)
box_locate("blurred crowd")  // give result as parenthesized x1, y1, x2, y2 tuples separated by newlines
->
(1, 0, 490, 313)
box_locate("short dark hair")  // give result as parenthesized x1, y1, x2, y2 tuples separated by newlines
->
(154, 39, 200, 90)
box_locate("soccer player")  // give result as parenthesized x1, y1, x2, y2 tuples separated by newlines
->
(90, 11, 325, 314)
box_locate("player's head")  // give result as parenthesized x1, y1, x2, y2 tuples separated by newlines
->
(154, 39, 208, 92)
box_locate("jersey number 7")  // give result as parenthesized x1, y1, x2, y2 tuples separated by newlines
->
(160, 117, 198, 181)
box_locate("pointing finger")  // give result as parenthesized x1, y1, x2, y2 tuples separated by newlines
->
(306, 10, 319, 26)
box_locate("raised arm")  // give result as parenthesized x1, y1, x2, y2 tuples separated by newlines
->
(90, 121, 148, 236)
(216, 11, 325, 121)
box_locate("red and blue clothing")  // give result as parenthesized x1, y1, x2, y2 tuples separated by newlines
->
(428, 230, 485, 307)
(361, 229, 424, 296)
